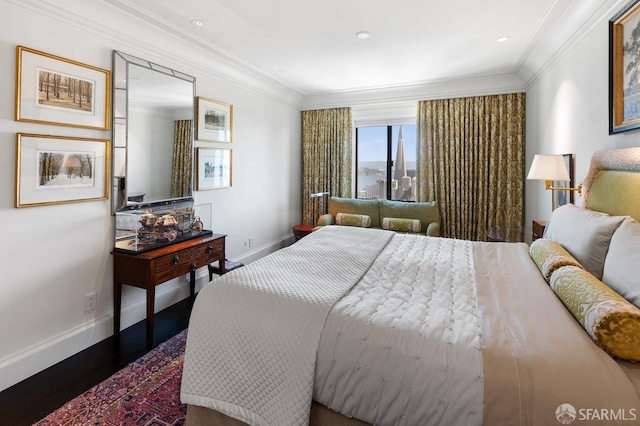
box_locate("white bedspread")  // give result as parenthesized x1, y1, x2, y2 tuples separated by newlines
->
(314, 234, 484, 425)
(180, 226, 394, 426)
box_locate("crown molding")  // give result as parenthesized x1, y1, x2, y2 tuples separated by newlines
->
(10, 0, 303, 109)
(10, 0, 625, 112)
(301, 73, 526, 111)
(522, 0, 628, 90)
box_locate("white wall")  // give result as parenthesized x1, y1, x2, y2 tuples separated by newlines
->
(0, 0, 301, 391)
(525, 0, 640, 224)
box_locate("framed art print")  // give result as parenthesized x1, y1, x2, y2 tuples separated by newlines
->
(196, 147, 232, 190)
(610, 0, 640, 133)
(15, 133, 110, 207)
(15, 46, 110, 130)
(196, 97, 233, 142)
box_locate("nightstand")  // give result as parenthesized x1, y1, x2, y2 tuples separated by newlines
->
(486, 226, 532, 245)
(292, 224, 314, 241)
(532, 219, 547, 241)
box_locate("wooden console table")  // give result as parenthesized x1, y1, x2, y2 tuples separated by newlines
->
(113, 232, 225, 346)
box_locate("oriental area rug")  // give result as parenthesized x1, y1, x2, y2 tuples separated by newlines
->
(35, 329, 188, 426)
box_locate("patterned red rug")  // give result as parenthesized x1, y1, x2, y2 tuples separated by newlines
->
(35, 329, 188, 426)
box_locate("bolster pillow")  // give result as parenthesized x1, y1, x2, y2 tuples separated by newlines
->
(335, 213, 371, 228)
(382, 217, 421, 233)
(529, 238, 583, 282)
(550, 265, 640, 362)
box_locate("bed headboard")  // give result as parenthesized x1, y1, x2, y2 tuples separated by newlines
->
(582, 147, 640, 222)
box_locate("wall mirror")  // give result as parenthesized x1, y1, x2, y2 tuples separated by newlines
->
(112, 50, 196, 213)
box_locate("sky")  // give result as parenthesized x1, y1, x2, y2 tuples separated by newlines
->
(357, 124, 417, 163)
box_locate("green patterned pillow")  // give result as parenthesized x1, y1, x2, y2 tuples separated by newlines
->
(382, 217, 421, 233)
(529, 238, 583, 282)
(335, 213, 371, 228)
(550, 266, 640, 361)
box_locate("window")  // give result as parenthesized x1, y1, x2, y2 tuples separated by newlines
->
(356, 124, 416, 201)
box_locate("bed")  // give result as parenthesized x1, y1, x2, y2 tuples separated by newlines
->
(181, 147, 640, 425)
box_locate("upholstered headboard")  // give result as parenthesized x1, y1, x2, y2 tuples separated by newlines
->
(582, 147, 640, 222)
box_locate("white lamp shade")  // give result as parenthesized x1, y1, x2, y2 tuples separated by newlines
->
(527, 154, 570, 181)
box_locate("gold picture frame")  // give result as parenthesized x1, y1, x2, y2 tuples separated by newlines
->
(15, 46, 110, 130)
(196, 147, 232, 190)
(196, 97, 233, 142)
(15, 133, 110, 208)
(610, 0, 640, 133)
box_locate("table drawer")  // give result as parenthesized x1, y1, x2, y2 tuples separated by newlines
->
(156, 247, 198, 273)
(154, 240, 224, 282)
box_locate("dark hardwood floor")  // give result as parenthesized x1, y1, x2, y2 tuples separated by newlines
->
(0, 297, 193, 425)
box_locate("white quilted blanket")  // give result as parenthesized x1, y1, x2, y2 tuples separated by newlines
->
(314, 234, 484, 425)
(180, 226, 394, 426)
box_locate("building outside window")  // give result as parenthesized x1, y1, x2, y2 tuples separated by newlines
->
(356, 124, 416, 201)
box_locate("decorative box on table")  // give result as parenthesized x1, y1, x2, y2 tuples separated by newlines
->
(114, 198, 206, 253)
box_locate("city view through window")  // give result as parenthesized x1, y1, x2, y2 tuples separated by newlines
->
(356, 124, 416, 201)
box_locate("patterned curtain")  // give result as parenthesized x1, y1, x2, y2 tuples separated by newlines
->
(301, 107, 352, 225)
(416, 93, 526, 240)
(171, 119, 193, 198)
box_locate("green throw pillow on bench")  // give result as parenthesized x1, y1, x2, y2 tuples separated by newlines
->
(335, 213, 371, 227)
(382, 217, 421, 233)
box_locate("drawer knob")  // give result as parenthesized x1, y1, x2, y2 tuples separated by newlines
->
(172, 255, 180, 265)
(190, 263, 197, 270)
(206, 245, 213, 253)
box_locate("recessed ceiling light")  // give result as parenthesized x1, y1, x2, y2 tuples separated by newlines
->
(356, 31, 370, 39)
(496, 36, 509, 42)
(191, 19, 204, 26)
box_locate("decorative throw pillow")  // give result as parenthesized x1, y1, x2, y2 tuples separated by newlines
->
(550, 265, 640, 361)
(382, 217, 421, 233)
(543, 204, 625, 279)
(335, 213, 371, 228)
(601, 217, 640, 310)
(529, 238, 583, 282)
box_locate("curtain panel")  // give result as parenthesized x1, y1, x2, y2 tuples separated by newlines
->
(301, 108, 352, 225)
(416, 93, 526, 240)
(171, 119, 193, 198)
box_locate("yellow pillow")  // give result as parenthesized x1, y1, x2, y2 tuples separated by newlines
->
(382, 217, 421, 233)
(335, 213, 371, 228)
(529, 239, 583, 282)
(550, 266, 640, 361)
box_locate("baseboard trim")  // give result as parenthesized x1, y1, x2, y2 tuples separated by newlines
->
(0, 234, 292, 392)
(0, 276, 194, 392)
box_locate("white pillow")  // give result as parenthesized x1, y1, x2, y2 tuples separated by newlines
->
(602, 217, 640, 310)
(543, 204, 625, 279)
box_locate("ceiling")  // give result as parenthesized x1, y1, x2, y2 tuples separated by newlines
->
(94, 0, 610, 98)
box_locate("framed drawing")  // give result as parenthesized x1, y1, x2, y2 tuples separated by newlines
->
(610, 0, 640, 133)
(16, 46, 110, 130)
(196, 147, 232, 190)
(196, 97, 233, 142)
(552, 153, 575, 210)
(15, 133, 110, 208)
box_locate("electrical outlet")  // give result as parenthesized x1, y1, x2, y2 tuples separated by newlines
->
(248, 237, 254, 247)
(84, 293, 96, 312)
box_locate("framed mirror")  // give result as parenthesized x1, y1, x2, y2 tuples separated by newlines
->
(112, 51, 196, 213)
